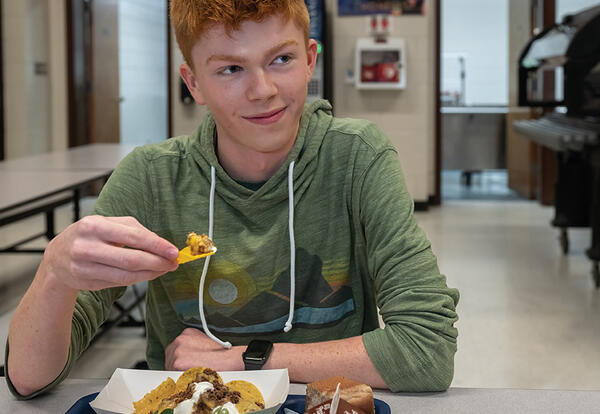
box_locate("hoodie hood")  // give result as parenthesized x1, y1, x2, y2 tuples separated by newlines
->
(190, 99, 333, 210)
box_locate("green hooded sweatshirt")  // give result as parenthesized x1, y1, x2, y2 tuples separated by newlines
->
(6, 100, 459, 398)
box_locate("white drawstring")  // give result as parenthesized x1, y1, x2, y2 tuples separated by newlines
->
(198, 166, 232, 349)
(284, 161, 296, 332)
(198, 162, 296, 347)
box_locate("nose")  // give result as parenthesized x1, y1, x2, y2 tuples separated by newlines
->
(246, 69, 277, 101)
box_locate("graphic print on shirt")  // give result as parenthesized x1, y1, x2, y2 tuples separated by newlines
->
(174, 248, 355, 335)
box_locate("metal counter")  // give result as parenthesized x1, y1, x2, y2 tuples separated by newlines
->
(442, 107, 507, 172)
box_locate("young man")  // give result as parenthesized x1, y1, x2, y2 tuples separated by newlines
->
(6, 0, 459, 399)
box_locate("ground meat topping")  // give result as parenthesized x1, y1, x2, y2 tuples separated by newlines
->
(192, 400, 209, 414)
(203, 368, 218, 377)
(204, 383, 241, 406)
(169, 381, 197, 405)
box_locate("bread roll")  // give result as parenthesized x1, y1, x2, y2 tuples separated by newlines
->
(305, 376, 374, 414)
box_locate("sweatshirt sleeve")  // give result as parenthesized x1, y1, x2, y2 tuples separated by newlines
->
(357, 147, 459, 392)
(5, 148, 153, 399)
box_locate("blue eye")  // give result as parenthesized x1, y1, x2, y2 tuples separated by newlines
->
(274, 55, 292, 64)
(222, 65, 242, 75)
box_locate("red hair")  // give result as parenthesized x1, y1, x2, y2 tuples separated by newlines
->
(170, 0, 310, 66)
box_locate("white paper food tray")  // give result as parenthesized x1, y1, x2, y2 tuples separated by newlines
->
(89, 368, 290, 414)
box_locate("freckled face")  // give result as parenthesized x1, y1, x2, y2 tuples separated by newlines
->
(181, 15, 318, 155)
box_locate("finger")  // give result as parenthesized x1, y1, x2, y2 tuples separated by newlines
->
(85, 242, 178, 273)
(73, 260, 171, 287)
(104, 215, 140, 224)
(104, 216, 142, 225)
(82, 218, 179, 260)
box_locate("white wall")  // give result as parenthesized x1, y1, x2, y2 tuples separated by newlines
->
(118, 0, 168, 145)
(169, 27, 207, 138)
(3, 0, 50, 159)
(325, 0, 436, 201)
(557, 0, 600, 21)
(2, 0, 68, 159)
(48, 0, 68, 152)
(441, 0, 509, 106)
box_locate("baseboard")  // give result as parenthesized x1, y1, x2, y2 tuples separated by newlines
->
(414, 200, 429, 211)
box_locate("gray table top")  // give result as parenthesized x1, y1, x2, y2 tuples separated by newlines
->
(0, 169, 111, 212)
(2, 378, 600, 413)
(0, 143, 136, 171)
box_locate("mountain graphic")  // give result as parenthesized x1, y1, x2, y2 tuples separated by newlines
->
(199, 248, 355, 330)
(270, 248, 333, 307)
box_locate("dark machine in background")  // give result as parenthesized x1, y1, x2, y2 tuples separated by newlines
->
(305, 0, 332, 104)
(514, 5, 600, 286)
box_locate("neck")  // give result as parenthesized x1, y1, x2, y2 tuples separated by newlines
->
(216, 134, 297, 183)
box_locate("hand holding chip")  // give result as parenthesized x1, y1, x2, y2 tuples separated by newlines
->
(43, 215, 179, 291)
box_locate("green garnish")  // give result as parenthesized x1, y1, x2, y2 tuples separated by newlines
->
(212, 407, 230, 414)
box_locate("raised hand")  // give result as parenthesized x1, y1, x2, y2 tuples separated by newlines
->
(44, 215, 179, 291)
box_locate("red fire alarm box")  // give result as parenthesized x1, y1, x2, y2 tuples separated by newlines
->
(355, 37, 406, 89)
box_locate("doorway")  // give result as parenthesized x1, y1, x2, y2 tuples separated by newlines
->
(118, 0, 168, 145)
(439, 0, 520, 201)
(67, 0, 169, 147)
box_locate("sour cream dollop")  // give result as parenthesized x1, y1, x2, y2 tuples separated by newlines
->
(212, 401, 240, 414)
(173, 381, 214, 414)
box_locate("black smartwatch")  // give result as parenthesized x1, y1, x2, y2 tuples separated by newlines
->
(242, 339, 273, 370)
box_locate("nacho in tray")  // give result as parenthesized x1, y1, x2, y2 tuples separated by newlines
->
(132, 367, 265, 414)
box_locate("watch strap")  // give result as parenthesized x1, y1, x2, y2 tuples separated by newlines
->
(242, 339, 273, 370)
(243, 359, 265, 370)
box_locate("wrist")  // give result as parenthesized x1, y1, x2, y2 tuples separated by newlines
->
(231, 345, 246, 371)
(37, 255, 79, 301)
(263, 342, 297, 371)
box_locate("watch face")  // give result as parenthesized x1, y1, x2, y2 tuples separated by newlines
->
(244, 340, 273, 361)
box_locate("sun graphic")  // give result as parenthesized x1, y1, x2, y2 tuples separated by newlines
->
(202, 260, 258, 307)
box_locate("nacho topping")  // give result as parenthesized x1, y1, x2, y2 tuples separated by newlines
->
(186, 232, 216, 256)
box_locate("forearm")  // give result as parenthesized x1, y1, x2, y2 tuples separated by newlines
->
(265, 336, 387, 389)
(7, 257, 78, 396)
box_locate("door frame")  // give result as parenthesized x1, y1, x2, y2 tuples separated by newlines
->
(66, 0, 92, 148)
(67, 0, 173, 145)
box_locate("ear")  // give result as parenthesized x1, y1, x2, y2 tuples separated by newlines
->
(305, 39, 318, 83)
(180, 63, 206, 105)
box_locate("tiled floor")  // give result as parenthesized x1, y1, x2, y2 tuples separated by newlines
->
(417, 200, 600, 390)
(2, 189, 600, 390)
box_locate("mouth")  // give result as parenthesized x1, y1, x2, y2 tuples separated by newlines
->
(243, 107, 286, 125)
